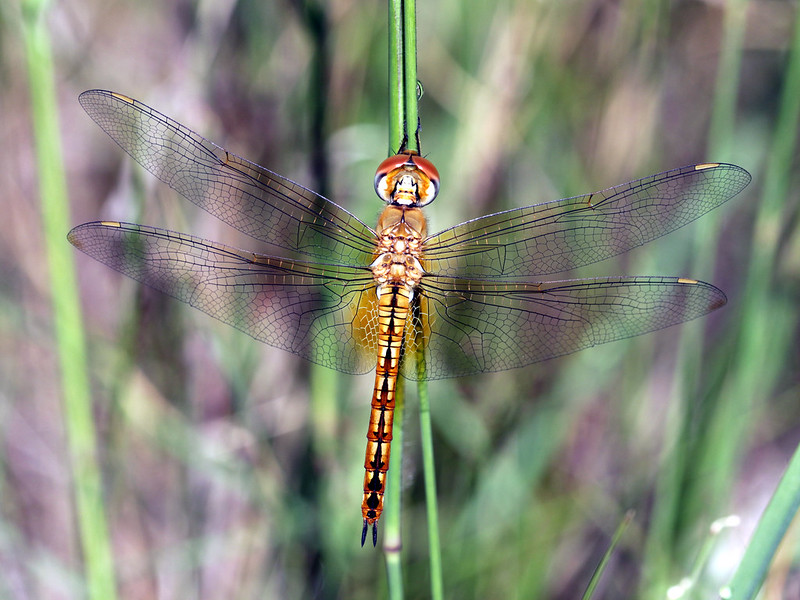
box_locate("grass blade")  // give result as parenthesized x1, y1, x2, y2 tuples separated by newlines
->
(723, 444, 800, 599)
(582, 510, 635, 600)
(20, 1, 117, 598)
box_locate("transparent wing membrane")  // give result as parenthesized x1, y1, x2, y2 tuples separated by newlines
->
(71, 91, 750, 380)
(69, 221, 378, 375)
(401, 275, 726, 379)
(78, 90, 377, 264)
(68, 222, 727, 380)
(423, 163, 750, 277)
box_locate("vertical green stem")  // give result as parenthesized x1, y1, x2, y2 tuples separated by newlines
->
(417, 352, 444, 600)
(20, 1, 117, 599)
(388, 0, 405, 153)
(725, 440, 800, 599)
(388, 0, 419, 153)
(582, 511, 635, 600)
(386, 2, 442, 598)
(384, 5, 407, 597)
(402, 0, 419, 154)
(400, 0, 442, 590)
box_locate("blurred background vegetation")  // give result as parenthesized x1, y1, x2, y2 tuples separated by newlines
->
(3, 0, 800, 598)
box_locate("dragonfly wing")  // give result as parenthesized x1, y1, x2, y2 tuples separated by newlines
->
(69, 222, 378, 375)
(423, 163, 750, 278)
(402, 275, 726, 380)
(79, 90, 377, 265)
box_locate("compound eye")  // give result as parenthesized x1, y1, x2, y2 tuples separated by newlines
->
(374, 154, 411, 202)
(373, 152, 441, 205)
(408, 155, 440, 206)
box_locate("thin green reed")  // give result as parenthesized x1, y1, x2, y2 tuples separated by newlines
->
(386, 1, 443, 598)
(384, 2, 408, 596)
(581, 511, 635, 600)
(388, 0, 405, 154)
(20, 1, 117, 598)
(725, 441, 800, 599)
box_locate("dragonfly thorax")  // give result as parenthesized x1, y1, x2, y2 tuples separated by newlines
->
(371, 205, 427, 289)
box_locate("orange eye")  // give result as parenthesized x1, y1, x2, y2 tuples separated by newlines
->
(373, 152, 441, 205)
(374, 154, 410, 202)
(408, 155, 439, 188)
(408, 155, 440, 206)
(375, 154, 408, 202)
(375, 154, 412, 179)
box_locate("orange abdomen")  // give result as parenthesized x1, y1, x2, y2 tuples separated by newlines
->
(361, 284, 412, 546)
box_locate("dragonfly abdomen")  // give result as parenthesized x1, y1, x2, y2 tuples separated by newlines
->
(361, 283, 412, 546)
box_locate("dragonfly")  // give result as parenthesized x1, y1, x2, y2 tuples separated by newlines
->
(69, 90, 750, 547)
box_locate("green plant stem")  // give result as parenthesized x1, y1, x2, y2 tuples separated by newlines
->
(389, 0, 444, 592)
(387, 2, 443, 598)
(402, 0, 419, 153)
(582, 511, 634, 600)
(724, 443, 800, 599)
(20, 1, 117, 599)
(384, 5, 407, 597)
(400, 0, 445, 593)
(388, 0, 419, 153)
(417, 354, 443, 600)
(388, 0, 405, 153)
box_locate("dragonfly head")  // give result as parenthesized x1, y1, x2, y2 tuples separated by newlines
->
(374, 152, 440, 207)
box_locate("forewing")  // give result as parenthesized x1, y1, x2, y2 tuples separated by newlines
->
(68, 222, 378, 375)
(79, 90, 377, 265)
(402, 275, 726, 380)
(423, 163, 750, 278)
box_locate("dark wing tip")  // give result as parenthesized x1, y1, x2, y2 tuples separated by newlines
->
(67, 222, 94, 250)
(677, 277, 727, 312)
(707, 289, 728, 311)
